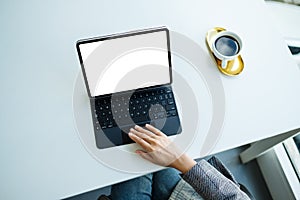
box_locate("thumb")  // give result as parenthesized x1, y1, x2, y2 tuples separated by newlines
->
(136, 150, 153, 162)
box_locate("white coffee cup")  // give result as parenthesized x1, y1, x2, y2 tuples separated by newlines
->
(211, 31, 242, 68)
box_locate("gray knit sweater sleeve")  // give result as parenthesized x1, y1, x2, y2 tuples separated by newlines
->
(182, 160, 250, 200)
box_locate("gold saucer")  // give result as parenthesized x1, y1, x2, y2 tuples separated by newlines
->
(206, 27, 244, 76)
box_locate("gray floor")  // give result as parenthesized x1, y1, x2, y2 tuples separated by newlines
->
(64, 145, 272, 200)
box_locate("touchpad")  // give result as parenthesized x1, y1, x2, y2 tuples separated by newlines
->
(120, 122, 152, 144)
(122, 131, 134, 145)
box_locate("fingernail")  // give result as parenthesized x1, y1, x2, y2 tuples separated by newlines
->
(128, 132, 133, 136)
(135, 125, 140, 128)
(135, 150, 142, 154)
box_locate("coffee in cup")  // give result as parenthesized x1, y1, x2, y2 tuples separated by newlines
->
(211, 31, 242, 68)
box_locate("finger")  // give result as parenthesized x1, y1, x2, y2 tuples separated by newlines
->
(128, 132, 152, 152)
(136, 150, 154, 162)
(145, 124, 165, 136)
(130, 128, 153, 142)
(134, 125, 157, 138)
(135, 149, 146, 154)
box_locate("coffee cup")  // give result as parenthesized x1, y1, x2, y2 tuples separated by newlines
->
(211, 31, 242, 69)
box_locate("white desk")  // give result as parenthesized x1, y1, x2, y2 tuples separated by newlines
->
(1, 0, 300, 199)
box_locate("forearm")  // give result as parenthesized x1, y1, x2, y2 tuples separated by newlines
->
(182, 160, 250, 200)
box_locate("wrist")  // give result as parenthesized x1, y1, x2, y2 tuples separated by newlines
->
(171, 153, 197, 174)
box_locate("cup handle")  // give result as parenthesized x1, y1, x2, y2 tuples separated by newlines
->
(221, 60, 227, 69)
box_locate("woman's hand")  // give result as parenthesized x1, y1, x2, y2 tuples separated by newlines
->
(128, 124, 196, 174)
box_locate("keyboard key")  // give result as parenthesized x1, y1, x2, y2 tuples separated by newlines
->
(169, 110, 177, 116)
(166, 105, 175, 111)
(157, 112, 166, 118)
(167, 99, 174, 104)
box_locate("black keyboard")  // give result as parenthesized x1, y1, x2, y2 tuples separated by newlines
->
(94, 86, 178, 130)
